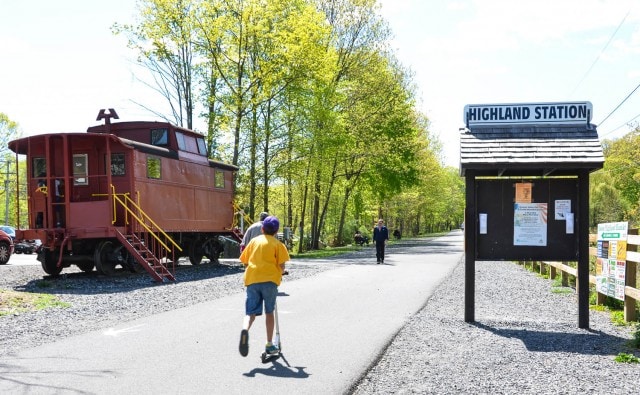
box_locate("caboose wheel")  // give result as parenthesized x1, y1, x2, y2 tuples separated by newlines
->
(126, 252, 147, 274)
(39, 249, 63, 276)
(94, 240, 117, 276)
(189, 240, 204, 265)
(203, 238, 222, 265)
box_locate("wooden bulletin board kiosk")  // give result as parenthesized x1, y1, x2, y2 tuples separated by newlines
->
(460, 102, 604, 329)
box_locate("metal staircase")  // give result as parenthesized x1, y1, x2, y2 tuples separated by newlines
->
(231, 227, 243, 243)
(111, 186, 182, 282)
(115, 230, 176, 282)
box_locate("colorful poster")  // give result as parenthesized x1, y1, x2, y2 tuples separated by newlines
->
(513, 203, 547, 246)
(595, 222, 628, 301)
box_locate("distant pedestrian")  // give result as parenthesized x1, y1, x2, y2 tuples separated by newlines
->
(238, 215, 290, 358)
(240, 211, 269, 252)
(373, 219, 389, 264)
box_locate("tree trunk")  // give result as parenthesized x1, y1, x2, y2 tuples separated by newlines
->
(248, 101, 258, 220)
(262, 99, 272, 212)
(297, 144, 313, 253)
(311, 170, 321, 250)
(317, 158, 338, 247)
(337, 184, 354, 246)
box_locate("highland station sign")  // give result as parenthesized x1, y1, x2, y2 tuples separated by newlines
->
(464, 101, 592, 127)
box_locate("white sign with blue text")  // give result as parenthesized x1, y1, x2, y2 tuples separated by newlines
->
(464, 102, 592, 127)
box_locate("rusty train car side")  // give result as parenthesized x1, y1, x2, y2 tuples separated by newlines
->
(8, 111, 239, 281)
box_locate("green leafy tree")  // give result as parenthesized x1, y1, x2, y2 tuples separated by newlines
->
(114, 0, 199, 129)
(300, 0, 392, 249)
(111, 0, 466, 248)
(0, 113, 19, 159)
(602, 130, 640, 212)
(590, 170, 629, 229)
(0, 113, 22, 226)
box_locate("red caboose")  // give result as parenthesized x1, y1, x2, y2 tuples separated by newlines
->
(9, 109, 239, 281)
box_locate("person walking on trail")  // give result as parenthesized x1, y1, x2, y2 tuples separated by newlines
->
(240, 211, 269, 252)
(373, 218, 389, 264)
(238, 215, 290, 357)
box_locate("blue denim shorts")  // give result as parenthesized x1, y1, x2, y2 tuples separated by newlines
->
(245, 282, 278, 316)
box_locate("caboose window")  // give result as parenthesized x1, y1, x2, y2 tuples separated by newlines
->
(33, 157, 46, 177)
(176, 132, 186, 150)
(197, 137, 207, 155)
(151, 128, 168, 146)
(215, 169, 225, 188)
(109, 153, 125, 176)
(73, 154, 88, 185)
(147, 156, 161, 179)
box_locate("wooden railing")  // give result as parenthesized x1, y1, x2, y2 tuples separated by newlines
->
(532, 232, 639, 323)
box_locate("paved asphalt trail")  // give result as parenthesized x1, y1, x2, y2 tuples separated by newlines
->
(0, 231, 464, 394)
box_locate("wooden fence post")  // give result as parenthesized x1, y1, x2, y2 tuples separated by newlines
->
(561, 261, 569, 287)
(596, 290, 606, 306)
(625, 229, 638, 322)
(626, 260, 638, 322)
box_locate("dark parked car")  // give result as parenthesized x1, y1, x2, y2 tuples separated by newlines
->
(14, 241, 37, 254)
(0, 229, 14, 264)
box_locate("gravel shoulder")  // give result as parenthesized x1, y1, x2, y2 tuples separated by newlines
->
(351, 260, 640, 394)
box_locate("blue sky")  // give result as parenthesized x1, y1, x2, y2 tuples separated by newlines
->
(2, 0, 640, 167)
(380, 0, 640, 165)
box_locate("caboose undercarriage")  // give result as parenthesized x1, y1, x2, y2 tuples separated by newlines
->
(35, 230, 225, 279)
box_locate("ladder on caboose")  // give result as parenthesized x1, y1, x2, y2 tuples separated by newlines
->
(111, 187, 182, 282)
(115, 230, 176, 282)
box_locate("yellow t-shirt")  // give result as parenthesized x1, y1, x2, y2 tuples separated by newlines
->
(239, 234, 290, 286)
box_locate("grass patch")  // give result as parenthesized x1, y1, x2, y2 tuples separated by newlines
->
(289, 245, 362, 259)
(289, 234, 441, 259)
(611, 311, 627, 326)
(0, 289, 70, 317)
(551, 287, 573, 294)
(551, 276, 564, 287)
(614, 352, 640, 363)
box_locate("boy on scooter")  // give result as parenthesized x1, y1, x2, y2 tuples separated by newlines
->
(238, 215, 290, 357)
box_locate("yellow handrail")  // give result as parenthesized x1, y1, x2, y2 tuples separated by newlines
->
(232, 202, 257, 229)
(92, 192, 130, 224)
(110, 185, 183, 252)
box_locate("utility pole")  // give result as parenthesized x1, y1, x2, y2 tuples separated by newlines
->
(2, 159, 15, 226)
(4, 160, 10, 225)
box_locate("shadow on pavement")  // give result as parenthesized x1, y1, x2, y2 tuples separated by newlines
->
(243, 354, 310, 379)
(472, 321, 637, 356)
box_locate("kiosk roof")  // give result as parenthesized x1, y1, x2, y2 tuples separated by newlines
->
(459, 124, 604, 177)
